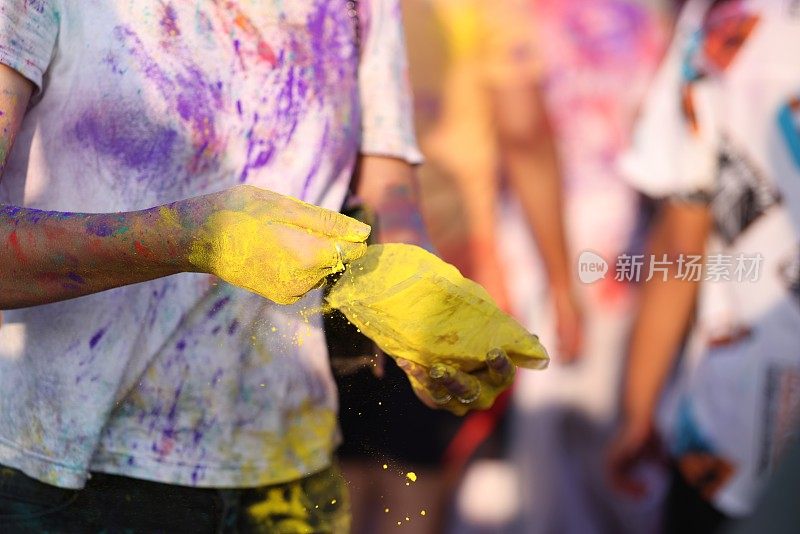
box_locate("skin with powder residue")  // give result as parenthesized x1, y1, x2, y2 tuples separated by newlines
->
(186, 186, 370, 305)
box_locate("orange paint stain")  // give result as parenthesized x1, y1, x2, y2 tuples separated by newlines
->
(134, 240, 155, 259)
(8, 230, 27, 263)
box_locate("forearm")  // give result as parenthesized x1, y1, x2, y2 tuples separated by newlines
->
(623, 203, 710, 424)
(1, 203, 193, 308)
(624, 272, 700, 424)
(493, 83, 572, 293)
(503, 123, 572, 293)
(354, 155, 431, 247)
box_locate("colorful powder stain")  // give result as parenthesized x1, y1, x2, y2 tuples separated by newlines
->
(7, 230, 26, 263)
(73, 109, 177, 179)
(159, 3, 180, 38)
(89, 328, 106, 349)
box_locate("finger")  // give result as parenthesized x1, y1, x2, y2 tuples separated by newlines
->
(396, 359, 451, 405)
(611, 466, 647, 498)
(558, 324, 583, 364)
(486, 348, 515, 386)
(430, 364, 481, 403)
(284, 200, 372, 242)
(396, 358, 434, 389)
(317, 209, 372, 241)
(336, 240, 368, 267)
(607, 443, 648, 498)
(252, 187, 372, 242)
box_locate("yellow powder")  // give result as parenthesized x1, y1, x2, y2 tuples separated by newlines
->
(189, 210, 355, 305)
(326, 244, 549, 372)
(158, 206, 182, 229)
(406, 472, 417, 482)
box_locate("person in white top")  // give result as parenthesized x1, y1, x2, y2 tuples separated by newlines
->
(610, 1, 800, 532)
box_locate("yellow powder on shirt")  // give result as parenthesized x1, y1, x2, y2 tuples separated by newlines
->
(326, 244, 549, 372)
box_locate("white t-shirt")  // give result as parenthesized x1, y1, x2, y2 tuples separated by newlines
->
(622, 0, 800, 515)
(0, 0, 421, 489)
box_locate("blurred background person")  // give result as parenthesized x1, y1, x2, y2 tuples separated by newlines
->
(405, 0, 672, 532)
(342, 0, 674, 531)
(495, 2, 672, 534)
(610, 1, 800, 533)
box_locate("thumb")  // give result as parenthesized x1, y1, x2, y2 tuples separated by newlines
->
(335, 240, 368, 267)
(323, 210, 371, 241)
(293, 205, 371, 242)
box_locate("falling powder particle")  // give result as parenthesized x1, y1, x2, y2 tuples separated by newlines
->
(405, 516, 410, 521)
(397, 522, 402, 526)
(331, 499, 337, 505)
(382, 464, 388, 470)
(406, 472, 417, 482)
(384, 508, 390, 513)
(421, 510, 427, 516)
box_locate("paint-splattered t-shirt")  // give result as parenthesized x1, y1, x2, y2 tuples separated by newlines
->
(622, 0, 800, 515)
(0, 0, 421, 489)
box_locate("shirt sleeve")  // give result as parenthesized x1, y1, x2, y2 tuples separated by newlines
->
(358, 0, 424, 165)
(0, 0, 58, 91)
(618, 0, 718, 200)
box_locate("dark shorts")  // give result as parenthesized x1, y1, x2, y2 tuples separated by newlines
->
(0, 464, 349, 533)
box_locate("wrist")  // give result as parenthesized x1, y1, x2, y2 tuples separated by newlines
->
(147, 201, 206, 274)
(621, 405, 655, 435)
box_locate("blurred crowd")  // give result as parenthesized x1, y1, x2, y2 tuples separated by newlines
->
(337, 1, 800, 533)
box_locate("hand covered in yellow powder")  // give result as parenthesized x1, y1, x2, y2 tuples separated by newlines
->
(186, 185, 370, 305)
(326, 244, 549, 415)
(397, 349, 515, 416)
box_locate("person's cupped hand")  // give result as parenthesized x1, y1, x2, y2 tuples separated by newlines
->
(396, 348, 515, 416)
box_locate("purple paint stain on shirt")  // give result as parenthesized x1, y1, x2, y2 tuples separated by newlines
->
(113, 26, 224, 176)
(89, 328, 106, 349)
(159, 3, 180, 38)
(228, 320, 239, 336)
(25, 0, 46, 14)
(211, 367, 224, 386)
(300, 121, 329, 200)
(176, 339, 186, 351)
(208, 296, 230, 318)
(74, 110, 177, 172)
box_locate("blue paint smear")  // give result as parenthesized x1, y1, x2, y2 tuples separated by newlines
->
(89, 328, 106, 349)
(208, 296, 230, 318)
